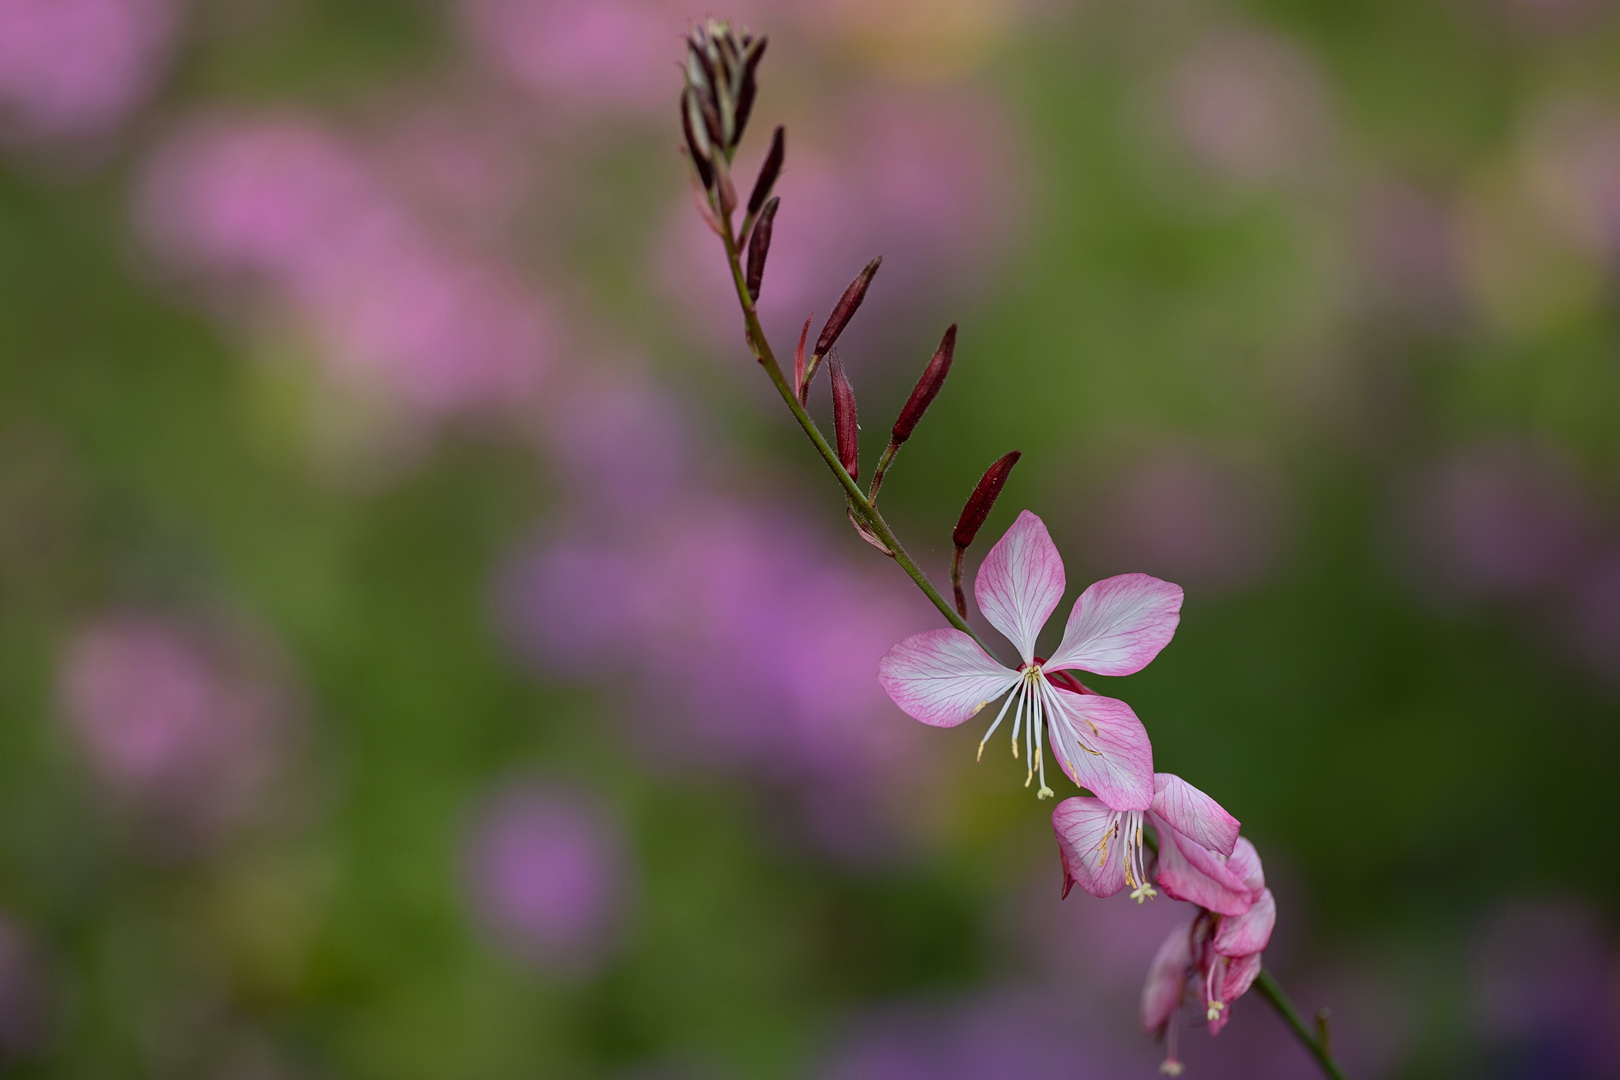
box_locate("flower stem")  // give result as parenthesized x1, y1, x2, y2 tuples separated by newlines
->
(1252, 971, 1352, 1080)
(716, 223, 989, 651)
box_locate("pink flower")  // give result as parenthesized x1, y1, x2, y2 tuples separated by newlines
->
(1141, 838, 1277, 1072)
(877, 510, 1181, 809)
(1053, 773, 1240, 906)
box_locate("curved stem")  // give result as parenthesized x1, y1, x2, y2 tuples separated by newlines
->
(1253, 971, 1351, 1080)
(716, 224, 991, 652)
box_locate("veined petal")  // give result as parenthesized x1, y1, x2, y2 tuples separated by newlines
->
(1156, 828, 1251, 916)
(1142, 921, 1194, 1036)
(1046, 573, 1183, 677)
(1215, 951, 1264, 1021)
(1042, 685, 1154, 811)
(1152, 773, 1240, 857)
(877, 628, 1017, 727)
(974, 510, 1065, 663)
(1226, 837, 1265, 893)
(1214, 887, 1275, 958)
(1052, 797, 1126, 899)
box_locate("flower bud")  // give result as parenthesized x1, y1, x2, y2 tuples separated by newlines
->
(794, 314, 813, 403)
(891, 324, 956, 445)
(745, 195, 778, 301)
(682, 21, 765, 161)
(680, 89, 714, 191)
(953, 451, 1021, 549)
(815, 257, 881, 358)
(747, 126, 785, 218)
(829, 350, 859, 480)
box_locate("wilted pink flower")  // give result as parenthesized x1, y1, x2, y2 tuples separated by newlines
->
(878, 511, 1180, 808)
(462, 780, 630, 976)
(0, 0, 177, 143)
(1141, 838, 1277, 1072)
(56, 613, 294, 852)
(1053, 773, 1240, 906)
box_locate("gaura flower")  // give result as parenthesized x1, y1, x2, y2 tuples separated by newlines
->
(1141, 837, 1278, 1073)
(1052, 772, 1240, 904)
(878, 510, 1182, 809)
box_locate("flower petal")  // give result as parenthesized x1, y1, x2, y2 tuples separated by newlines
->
(1152, 773, 1240, 856)
(1225, 837, 1265, 893)
(974, 510, 1065, 663)
(1046, 573, 1183, 677)
(1155, 828, 1251, 916)
(877, 628, 1017, 727)
(1051, 797, 1126, 899)
(1214, 887, 1275, 959)
(1042, 684, 1154, 810)
(1141, 921, 1194, 1036)
(1214, 951, 1264, 1029)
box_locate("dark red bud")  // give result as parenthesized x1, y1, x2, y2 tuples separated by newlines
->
(747, 126, 785, 218)
(793, 314, 812, 403)
(745, 195, 778, 301)
(891, 323, 956, 444)
(829, 349, 859, 480)
(680, 90, 714, 190)
(733, 37, 767, 146)
(953, 450, 1021, 550)
(815, 257, 881, 357)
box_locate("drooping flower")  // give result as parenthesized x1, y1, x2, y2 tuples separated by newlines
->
(1141, 838, 1277, 1072)
(877, 510, 1182, 809)
(1052, 773, 1240, 905)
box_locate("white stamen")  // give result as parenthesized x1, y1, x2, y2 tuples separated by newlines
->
(977, 684, 1020, 762)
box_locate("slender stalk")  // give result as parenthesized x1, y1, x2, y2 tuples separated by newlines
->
(716, 222, 989, 649)
(1253, 972, 1351, 1080)
(868, 440, 900, 501)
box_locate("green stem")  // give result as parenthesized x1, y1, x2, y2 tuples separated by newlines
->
(716, 223, 988, 651)
(1253, 971, 1351, 1080)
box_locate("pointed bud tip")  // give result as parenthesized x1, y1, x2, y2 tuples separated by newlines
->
(952, 450, 1022, 550)
(891, 323, 959, 444)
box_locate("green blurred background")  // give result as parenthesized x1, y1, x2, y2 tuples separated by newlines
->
(2, 0, 1618, 1076)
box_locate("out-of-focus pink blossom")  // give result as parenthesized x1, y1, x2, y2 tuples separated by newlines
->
(462, 779, 631, 976)
(0, 914, 44, 1058)
(657, 88, 1020, 364)
(56, 613, 295, 852)
(457, 0, 692, 116)
(1355, 180, 1470, 332)
(1400, 440, 1594, 603)
(1054, 773, 1240, 907)
(1522, 99, 1620, 255)
(137, 115, 553, 419)
(0, 0, 177, 143)
(1569, 551, 1620, 686)
(1164, 26, 1332, 187)
(1084, 450, 1286, 594)
(879, 511, 1178, 808)
(1472, 898, 1620, 1072)
(814, 988, 1129, 1080)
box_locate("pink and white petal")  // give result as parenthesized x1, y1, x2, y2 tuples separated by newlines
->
(1042, 684, 1154, 811)
(1225, 837, 1265, 893)
(877, 628, 1018, 727)
(1216, 951, 1264, 1014)
(1052, 797, 1127, 899)
(1155, 828, 1252, 916)
(974, 510, 1065, 663)
(1151, 773, 1240, 856)
(1214, 887, 1275, 958)
(1141, 921, 1194, 1036)
(1046, 573, 1183, 677)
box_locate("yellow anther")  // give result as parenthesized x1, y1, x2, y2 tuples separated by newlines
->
(1037, 786, 1054, 799)
(1206, 1001, 1225, 1022)
(1160, 1061, 1184, 1077)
